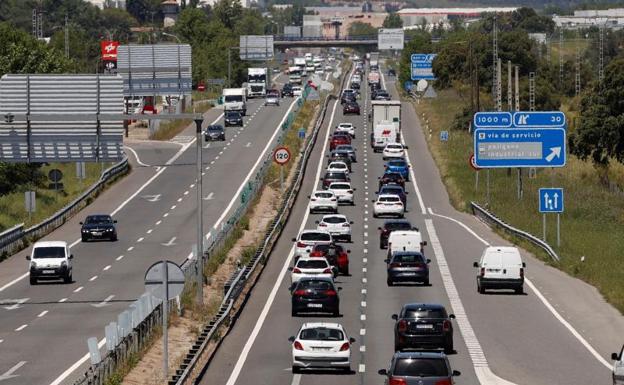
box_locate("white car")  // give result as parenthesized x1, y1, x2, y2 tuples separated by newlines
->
(373, 194, 404, 218)
(27, 241, 74, 285)
(382, 143, 406, 160)
(336, 123, 355, 137)
(352, 74, 361, 83)
(315, 68, 324, 74)
(328, 182, 355, 205)
(309, 190, 338, 213)
(327, 161, 350, 175)
(293, 86, 303, 97)
(290, 322, 354, 373)
(316, 214, 352, 242)
(290, 257, 333, 284)
(293, 230, 333, 258)
(325, 64, 333, 71)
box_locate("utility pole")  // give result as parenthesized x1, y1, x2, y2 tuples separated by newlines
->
(575, 30, 581, 96)
(37, 10, 43, 39)
(469, 39, 474, 113)
(64, 14, 69, 59)
(529, 72, 536, 111)
(507, 61, 512, 111)
(195, 119, 204, 304)
(496, 58, 502, 112)
(514, 66, 520, 112)
(492, 15, 498, 101)
(32, 9, 37, 38)
(599, 24, 605, 84)
(559, 28, 564, 88)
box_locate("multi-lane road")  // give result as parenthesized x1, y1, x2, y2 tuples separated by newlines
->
(195, 64, 624, 385)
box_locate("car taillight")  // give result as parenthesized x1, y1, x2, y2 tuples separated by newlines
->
(324, 289, 337, 296)
(390, 262, 401, 268)
(347, 190, 353, 194)
(389, 377, 407, 385)
(434, 380, 452, 385)
(294, 341, 304, 350)
(398, 319, 407, 332)
(339, 342, 350, 351)
(342, 223, 350, 227)
(293, 290, 306, 296)
(292, 268, 302, 273)
(480, 267, 485, 277)
(520, 267, 524, 279)
(443, 320, 451, 332)
(297, 242, 306, 248)
(319, 223, 327, 227)
(323, 268, 333, 274)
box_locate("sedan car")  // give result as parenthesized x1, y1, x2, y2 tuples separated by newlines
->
(378, 220, 414, 249)
(310, 243, 350, 275)
(385, 159, 410, 181)
(386, 252, 431, 286)
(290, 322, 354, 373)
(374, 90, 391, 101)
(293, 230, 333, 259)
(309, 190, 338, 214)
(291, 277, 341, 316)
(378, 351, 460, 384)
(383, 143, 406, 160)
(292, 86, 303, 97)
(322, 171, 349, 189)
(392, 303, 455, 353)
(265, 89, 280, 106)
(290, 257, 333, 284)
(327, 151, 352, 172)
(224, 111, 243, 127)
(80, 214, 117, 241)
(373, 194, 405, 218)
(336, 122, 355, 138)
(327, 161, 350, 175)
(330, 133, 351, 151)
(282, 83, 294, 97)
(340, 90, 356, 104)
(379, 172, 406, 190)
(204, 124, 225, 141)
(335, 145, 356, 162)
(378, 184, 408, 208)
(316, 214, 353, 242)
(343, 101, 360, 115)
(328, 182, 355, 205)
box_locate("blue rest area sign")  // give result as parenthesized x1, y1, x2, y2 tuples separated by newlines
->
(539, 188, 564, 213)
(474, 128, 566, 168)
(411, 53, 436, 81)
(513, 111, 566, 128)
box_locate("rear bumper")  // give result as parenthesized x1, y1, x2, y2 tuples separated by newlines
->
(478, 277, 524, 289)
(396, 334, 448, 349)
(388, 270, 428, 282)
(293, 355, 350, 368)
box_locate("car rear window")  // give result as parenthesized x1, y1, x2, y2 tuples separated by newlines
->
(387, 144, 402, 149)
(381, 187, 403, 195)
(403, 308, 448, 319)
(389, 161, 407, 167)
(394, 358, 448, 377)
(379, 196, 400, 202)
(331, 183, 350, 190)
(33, 247, 65, 259)
(301, 232, 331, 242)
(296, 259, 329, 269)
(325, 172, 347, 179)
(315, 192, 333, 198)
(393, 253, 425, 264)
(208, 126, 223, 132)
(323, 216, 346, 224)
(298, 280, 333, 290)
(386, 222, 412, 231)
(384, 173, 402, 179)
(300, 327, 344, 341)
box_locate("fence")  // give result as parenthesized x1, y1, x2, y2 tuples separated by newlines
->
(471, 201, 561, 262)
(0, 158, 130, 257)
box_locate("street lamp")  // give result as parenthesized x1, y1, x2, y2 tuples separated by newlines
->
(162, 32, 181, 43)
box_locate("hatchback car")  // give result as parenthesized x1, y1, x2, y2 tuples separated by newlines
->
(373, 194, 405, 218)
(265, 89, 280, 106)
(328, 182, 355, 205)
(379, 172, 406, 190)
(378, 351, 460, 385)
(378, 184, 408, 208)
(291, 277, 341, 316)
(309, 190, 338, 214)
(385, 159, 410, 181)
(290, 257, 333, 284)
(330, 133, 351, 151)
(310, 243, 350, 275)
(327, 161, 350, 175)
(204, 124, 225, 141)
(316, 214, 353, 242)
(340, 89, 357, 104)
(336, 122, 355, 138)
(378, 220, 414, 249)
(335, 145, 356, 162)
(392, 303, 455, 353)
(293, 230, 333, 259)
(386, 252, 431, 286)
(224, 111, 243, 127)
(282, 83, 294, 97)
(293, 86, 303, 96)
(383, 143, 406, 160)
(290, 323, 355, 373)
(343, 101, 360, 115)
(80, 214, 117, 241)
(327, 151, 352, 171)
(322, 171, 350, 189)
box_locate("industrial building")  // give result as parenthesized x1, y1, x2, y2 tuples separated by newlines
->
(397, 7, 518, 28)
(553, 9, 624, 29)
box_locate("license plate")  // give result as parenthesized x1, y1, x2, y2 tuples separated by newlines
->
(487, 269, 501, 272)
(313, 347, 331, 351)
(307, 303, 322, 308)
(402, 272, 416, 276)
(416, 324, 434, 329)
(43, 270, 55, 274)
(93, 232, 102, 236)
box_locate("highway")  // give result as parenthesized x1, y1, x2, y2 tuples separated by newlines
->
(195, 64, 624, 385)
(0, 74, 305, 385)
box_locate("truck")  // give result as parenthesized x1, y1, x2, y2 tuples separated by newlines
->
(294, 57, 307, 75)
(246, 68, 268, 98)
(369, 51, 380, 70)
(372, 121, 398, 152)
(368, 71, 380, 86)
(222, 88, 247, 115)
(371, 100, 401, 134)
(288, 66, 303, 84)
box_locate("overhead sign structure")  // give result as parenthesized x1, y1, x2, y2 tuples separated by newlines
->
(513, 111, 566, 128)
(240, 35, 274, 61)
(378, 29, 404, 50)
(474, 128, 566, 168)
(473, 112, 513, 128)
(410, 54, 437, 81)
(539, 188, 564, 213)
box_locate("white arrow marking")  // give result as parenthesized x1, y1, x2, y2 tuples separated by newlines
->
(203, 192, 214, 201)
(545, 147, 561, 162)
(0, 361, 26, 382)
(544, 193, 550, 210)
(161, 237, 177, 247)
(553, 193, 559, 209)
(92, 295, 115, 308)
(204, 143, 211, 149)
(1, 298, 29, 310)
(141, 194, 161, 202)
(245, 142, 251, 147)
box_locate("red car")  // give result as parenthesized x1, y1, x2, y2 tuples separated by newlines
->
(343, 101, 360, 115)
(310, 243, 350, 275)
(330, 133, 351, 151)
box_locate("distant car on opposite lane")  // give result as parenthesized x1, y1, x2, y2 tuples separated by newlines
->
(224, 111, 243, 127)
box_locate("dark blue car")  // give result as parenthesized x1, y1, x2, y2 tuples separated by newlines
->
(385, 159, 410, 181)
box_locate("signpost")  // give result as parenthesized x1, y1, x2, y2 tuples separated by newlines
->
(512, 111, 566, 128)
(473, 112, 513, 128)
(378, 29, 404, 50)
(48, 169, 64, 192)
(440, 131, 449, 142)
(539, 188, 563, 246)
(273, 146, 291, 192)
(24, 191, 35, 220)
(410, 54, 437, 81)
(239, 35, 274, 61)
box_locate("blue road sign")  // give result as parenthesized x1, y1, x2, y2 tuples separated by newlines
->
(513, 111, 566, 128)
(539, 188, 564, 213)
(440, 131, 449, 142)
(473, 112, 513, 128)
(474, 128, 566, 168)
(410, 53, 437, 81)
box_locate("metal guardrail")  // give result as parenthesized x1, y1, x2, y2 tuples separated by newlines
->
(471, 201, 561, 262)
(0, 158, 129, 259)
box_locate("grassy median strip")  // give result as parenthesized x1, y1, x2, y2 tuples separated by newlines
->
(411, 88, 624, 313)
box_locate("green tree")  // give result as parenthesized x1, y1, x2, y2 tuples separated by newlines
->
(382, 13, 403, 28)
(348, 21, 377, 37)
(213, 0, 243, 30)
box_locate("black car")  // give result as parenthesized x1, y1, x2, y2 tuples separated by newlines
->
(386, 252, 431, 286)
(378, 351, 460, 384)
(80, 214, 117, 241)
(378, 220, 414, 249)
(388, 68, 396, 76)
(374, 90, 391, 101)
(204, 124, 225, 141)
(378, 172, 406, 190)
(282, 83, 294, 97)
(224, 111, 243, 127)
(327, 151, 352, 171)
(392, 303, 455, 353)
(322, 171, 349, 189)
(370, 82, 381, 92)
(351, 81, 361, 90)
(291, 277, 340, 316)
(340, 90, 357, 104)
(378, 185, 408, 209)
(343, 101, 360, 115)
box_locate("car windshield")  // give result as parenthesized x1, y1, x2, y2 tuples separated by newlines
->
(387, 144, 402, 150)
(393, 253, 425, 263)
(394, 358, 448, 377)
(225, 112, 240, 118)
(330, 163, 346, 169)
(300, 232, 331, 242)
(299, 327, 344, 341)
(315, 192, 334, 199)
(386, 222, 412, 231)
(85, 215, 112, 224)
(379, 196, 400, 203)
(323, 216, 346, 224)
(331, 184, 350, 190)
(384, 173, 402, 179)
(336, 146, 353, 151)
(389, 161, 407, 167)
(224, 95, 242, 103)
(297, 259, 329, 269)
(297, 279, 333, 290)
(208, 126, 223, 132)
(325, 172, 347, 179)
(33, 246, 65, 259)
(404, 308, 448, 319)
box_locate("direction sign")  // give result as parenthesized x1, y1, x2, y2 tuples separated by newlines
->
(473, 112, 513, 128)
(378, 29, 404, 50)
(474, 128, 566, 168)
(513, 111, 566, 128)
(273, 146, 291, 165)
(539, 188, 564, 213)
(410, 53, 436, 81)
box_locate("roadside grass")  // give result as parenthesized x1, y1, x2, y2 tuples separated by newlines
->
(413, 88, 624, 313)
(548, 39, 590, 62)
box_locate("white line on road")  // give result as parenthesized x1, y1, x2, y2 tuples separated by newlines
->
(359, 364, 365, 373)
(147, 229, 153, 234)
(360, 329, 366, 335)
(155, 220, 162, 225)
(290, 374, 301, 385)
(89, 276, 97, 282)
(127, 246, 134, 251)
(137, 237, 144, 243)
(49, 338, 106, 385)
(171, 205, 177, 210)
(73, 286, 83, 293)
(0, 360, 27, 381)
(14, 324, 27, 331)
(124, 146, 151, 167)
(360, 345, 366, 352)
(58, 298, 67, 303)
(92, 295, 115, 308)
(361, 301, 367, 307)
(163, 213, 169, 218)
(103, 265, 111, 271)
(116, 255, 124, 261)
(177, 197, 183, 202)
(38, 310, 48, 317)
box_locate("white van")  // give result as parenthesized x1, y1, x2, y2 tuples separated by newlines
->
(473, 246, 525, 294)
(387, 230, 427, 257)
(373, 121, 398, 152)
(222, 88, 247, 115)
(612, 344, 624, 385)
(27, 241, 73, 285)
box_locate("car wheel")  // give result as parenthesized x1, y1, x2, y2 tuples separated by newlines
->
(399, 214, 404, 219)
(64, 272, 72, 284)
(342, 267, 349, 276)
(29, 276, 37, 285)
(291, 308, 297, 317)
(515, 287, 524, 295)
(346, 236, 352, 243)
(423, 278, 430, 286)
(373, 213, 377, 218)
(292, 366, 300, 374)
(478, 285, 485, 294)
(332, 307, 340, 317)
(394, 342, 401, 351)
(445, 339, 454, 354)
(81, 236, 87, 242)
(387, 278, 394, 287)
(111, 235, 118, 242)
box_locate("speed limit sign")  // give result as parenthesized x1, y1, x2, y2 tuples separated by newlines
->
(273, 146, 291, 165)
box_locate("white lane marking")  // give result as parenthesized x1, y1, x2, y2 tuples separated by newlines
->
(103, 265, 111, 271)
(58, 298, 67, 303)
(147, 229, 153, 234)
(362, 277, 367, 283)
(116, 255, 124, 261)
(124, 145, 151, 167)
(38, 310, 48, 317)
(163, 213, 169, 218)
(137, 237, 144, 243)
(15, 324, 27, 331)
(190, 184, 195, 188)
(127, 246, 134, 251)
(361, 288, 367, 294)
(363, 258, 367, 264)
(49, 338, 106, 385)
(171, 205, 177, 210)
(361, 301, 367, 307)
(215, 156, 220, 160)
(362, 267, 367, 273)
(73, 286, 83, 293)
(3, 298, 29, 310)
(204, 192, 215, 201)
(360, 329, 366, 335)
(177, 198, 183, 203)
(0, 360, 27, 381)
(360, 345, 366, 352)
(92, 295, 115, 308)
(246, 142, 251, 147)
(89, 276, 98, 282)
(210, 160, 215, 165)
(155, 220, 162, 225)
(359, 364, 365, 373)
(0, 273, 29, 293)
(224, 98, 341, 385)
(162, 237, 177, 247)
(425, 219, 516, 384)
(290, 374, 301, 385)
(184, 190, 189, 196)
(428, 208, 490, 245)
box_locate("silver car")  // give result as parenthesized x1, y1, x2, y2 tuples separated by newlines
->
(265, 90, 280, 106)
(378, 351, 460, 385)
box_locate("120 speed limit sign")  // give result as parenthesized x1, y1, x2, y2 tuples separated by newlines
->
(273, 146, 291, 165)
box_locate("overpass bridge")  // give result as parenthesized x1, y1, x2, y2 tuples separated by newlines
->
(273, 35, 377, 48)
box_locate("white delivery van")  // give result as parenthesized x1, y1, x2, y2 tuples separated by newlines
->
(372, 121, 398, 152)
(387, 230, 427, 257)
(612, 344, 624, 385)
(222, 88, 247, 115)
(27, 241, 73, 284)
(288, 66, 303, 84)
(473, 246, 525, 294)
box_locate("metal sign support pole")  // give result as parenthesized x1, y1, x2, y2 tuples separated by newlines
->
(517, 168, 522, 200)
(280, 165, 284, 192)
(475, 170, 479, 192)
(557, 213, 561, 247)
(486, 169, 490, 206)
(195, 120, 204, 304)
(162, 260, 169, 382)
(543, 214, 547, 242)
